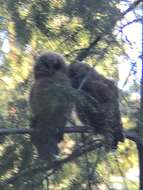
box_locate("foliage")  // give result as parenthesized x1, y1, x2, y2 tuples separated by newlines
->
(0, 0, 141, 189)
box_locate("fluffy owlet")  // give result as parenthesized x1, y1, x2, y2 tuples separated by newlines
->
(68, 62, 124, 150)
(30, 52, 73, 160)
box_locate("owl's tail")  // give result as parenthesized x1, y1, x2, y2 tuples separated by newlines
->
(30, 118, 60, 161)
(35, 137, 59, 161)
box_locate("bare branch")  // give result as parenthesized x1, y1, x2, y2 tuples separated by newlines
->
(122, 0, 142, 17)
(120, 18, 142, 30)
(75, 36, 103, 61)
(0, 126, 93, 136)
(0, 128, 33, 135)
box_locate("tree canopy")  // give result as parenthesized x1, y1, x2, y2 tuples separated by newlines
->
(0, 0, 142, 189)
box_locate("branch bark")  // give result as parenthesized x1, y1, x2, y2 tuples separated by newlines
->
(0, 126, 92, 135)
(75, 36, 103, 61)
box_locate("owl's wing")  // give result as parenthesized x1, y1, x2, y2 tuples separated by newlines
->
(79, 77, 124, 149)
(82, 78, 113, 103)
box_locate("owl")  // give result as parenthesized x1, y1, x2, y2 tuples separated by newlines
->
(30, 52, 73, 160)
(68, 62, 124, 150)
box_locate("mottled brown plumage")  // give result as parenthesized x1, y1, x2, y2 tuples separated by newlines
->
(29, 52, 73, 160)
(68, 62, 124, 150)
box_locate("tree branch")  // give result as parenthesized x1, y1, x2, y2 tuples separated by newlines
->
(122, 0, 142, 17)
(0, 139, 102, 185)
(74, 0, 142, 61)
(0, 127, 143, 189)
(75, 36, 103, 61)
(120, 18, 142, 30)
(0, 126, 93, 135)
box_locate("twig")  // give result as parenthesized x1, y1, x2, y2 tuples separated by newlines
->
(73, 0, 142, 62)
(122, 0, 142, 17)
(120, 18, 142, 30)
(0, 127, 142, 189)
(0, 140, 102, 185)
(75, 36, 103, 61)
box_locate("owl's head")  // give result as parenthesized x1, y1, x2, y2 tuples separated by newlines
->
(68, 62, 91, 78)
(68, 62, 90, 89)
(68, 62, 92, 88)
(34, 52, 67, 79)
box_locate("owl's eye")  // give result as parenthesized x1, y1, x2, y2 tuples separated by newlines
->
(54, 63, 61, 70)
